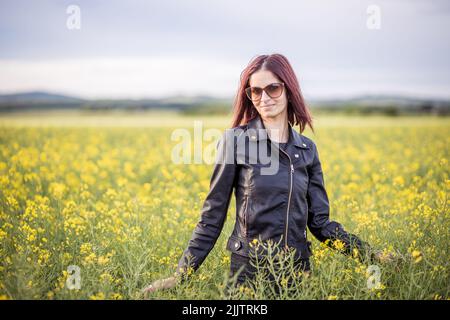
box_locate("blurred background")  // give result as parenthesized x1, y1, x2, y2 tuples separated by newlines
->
(0, 0, 449, 118)
(1, 1, 449, 301)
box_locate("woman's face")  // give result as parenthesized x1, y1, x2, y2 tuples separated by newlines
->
(248, 69, 288, 121)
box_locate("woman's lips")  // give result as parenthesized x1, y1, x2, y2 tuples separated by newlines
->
(261, 104, 275, 109)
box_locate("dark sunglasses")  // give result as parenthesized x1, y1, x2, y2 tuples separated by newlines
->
(245, 83, 285, 101)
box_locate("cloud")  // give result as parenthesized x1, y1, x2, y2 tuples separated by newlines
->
(0, 57, 243, 99)
(0, 0, 449, 98)
(1, 57, 448, 99)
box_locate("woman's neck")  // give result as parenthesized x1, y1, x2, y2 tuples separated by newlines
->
(260, 112, 289, 143)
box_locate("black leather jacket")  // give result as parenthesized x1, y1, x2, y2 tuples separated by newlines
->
(176, 114, 371, 277)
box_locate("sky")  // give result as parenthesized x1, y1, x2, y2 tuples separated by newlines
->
(0, 0, 449, 99)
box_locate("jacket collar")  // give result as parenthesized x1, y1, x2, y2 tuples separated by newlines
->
(247, 114, 310, 149)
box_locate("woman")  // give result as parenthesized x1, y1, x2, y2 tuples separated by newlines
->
(143, 53, 390, 296)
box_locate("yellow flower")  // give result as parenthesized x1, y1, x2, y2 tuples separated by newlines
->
(412, 250, 423, 263)
(332, 239, 345, 252)
(411, 250, 421, 258)
(89, 292, 105, 300)
(0, 229, 7, 241)
(99, 273, 113, 283)
(83, 252, 97, 265)
(249, 238, 259, 248)
(393, 176, 405, 187)
(97, 256, 110, 266)
(49, 182, 66, 199)
(80, 243, 93, 255)
(111, 293, 123, 300)
(222, 255, 230, 265)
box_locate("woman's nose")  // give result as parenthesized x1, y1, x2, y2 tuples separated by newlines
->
(260, 90, 272, 103)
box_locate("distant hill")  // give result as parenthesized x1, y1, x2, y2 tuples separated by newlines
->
(0, 91, 85, 104)
(309, 94, 450, 107)
(0, 91, 233, 113)
(0, 91, 449, 115)
(0, 91, 86, 112)
(308, 95, 450, 115)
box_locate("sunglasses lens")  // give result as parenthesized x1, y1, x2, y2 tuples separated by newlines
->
(266, 84, 283, 98)
(245, 83, 283, 101)
(246, 87, 262, 100)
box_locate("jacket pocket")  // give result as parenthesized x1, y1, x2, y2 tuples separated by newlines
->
(226, 235, 248, 256)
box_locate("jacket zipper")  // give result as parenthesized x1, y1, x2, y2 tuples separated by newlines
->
(278, 147, 294, 249)
(243, 194, 249, 238)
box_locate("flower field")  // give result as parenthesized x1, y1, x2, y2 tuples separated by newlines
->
(0, 113, 449, 299)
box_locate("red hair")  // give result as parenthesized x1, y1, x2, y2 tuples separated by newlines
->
(231, 53, 313, 133)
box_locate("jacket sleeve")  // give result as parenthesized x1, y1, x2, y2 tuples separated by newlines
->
(175, 129, 238, 281)
(306, 142, 372, 261)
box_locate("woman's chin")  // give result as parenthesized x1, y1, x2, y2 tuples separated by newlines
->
(259, 109, 278, 119)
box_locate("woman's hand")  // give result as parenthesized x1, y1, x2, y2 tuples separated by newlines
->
(372, 249, 402, 264)
(142, 276, 178, 299)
